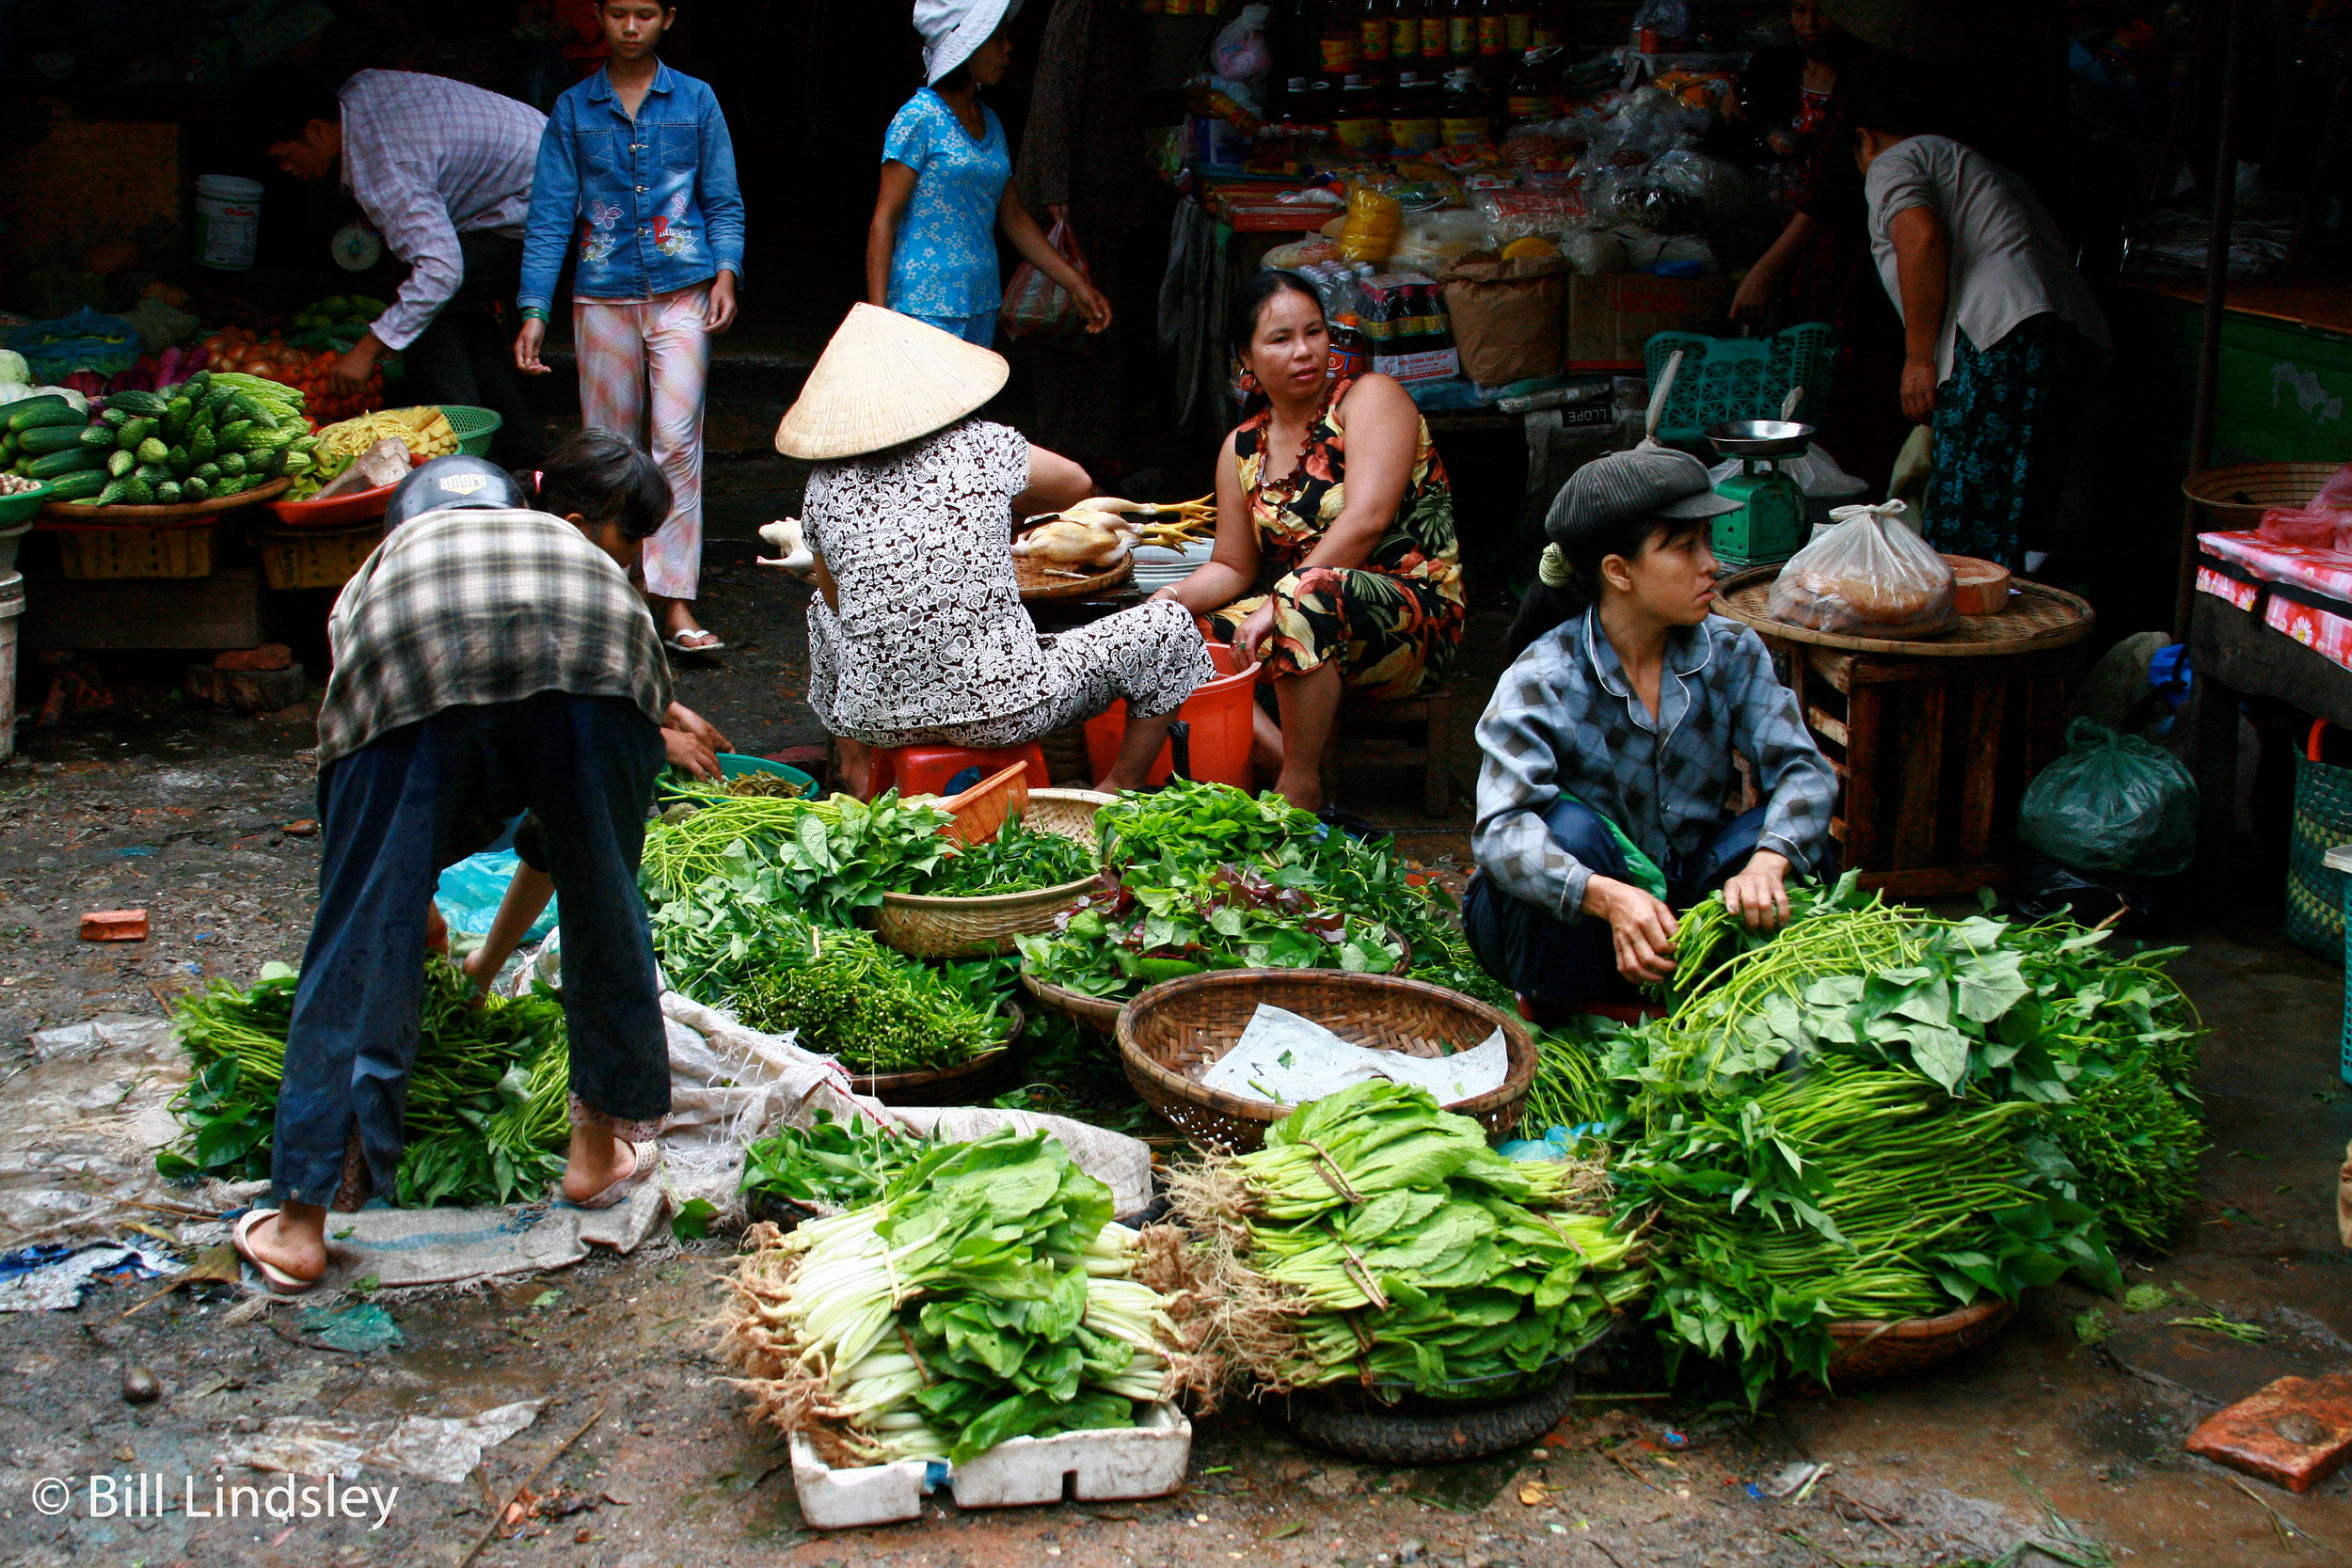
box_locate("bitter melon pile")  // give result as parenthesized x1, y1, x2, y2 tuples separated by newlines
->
(10, 372, 317, 508)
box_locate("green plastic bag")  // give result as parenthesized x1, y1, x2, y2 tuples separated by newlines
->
(2018, 718, 2198, 878)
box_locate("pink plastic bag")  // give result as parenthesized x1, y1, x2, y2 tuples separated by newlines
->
(2258, 462, 2352, 549)
(2310, 461, 2352, 514)
(999, 220, 1091, 343)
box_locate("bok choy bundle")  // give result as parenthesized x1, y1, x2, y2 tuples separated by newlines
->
(721, 1129, 1188, 1465)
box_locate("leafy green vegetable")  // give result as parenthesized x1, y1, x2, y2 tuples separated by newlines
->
(726, 923, 1011, 1075)
(741, 1110, 928, 1212)
(161, 959, 570, 1210)
(913, 813, 1098, 897)
(641, 790, 952, 919)
(1174, 1081, 1650, 1402)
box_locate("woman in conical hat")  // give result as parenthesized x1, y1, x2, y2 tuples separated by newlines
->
(771, 305, 1207, 796)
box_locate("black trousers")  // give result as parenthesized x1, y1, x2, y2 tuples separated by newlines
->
(400, 231, 545, 469)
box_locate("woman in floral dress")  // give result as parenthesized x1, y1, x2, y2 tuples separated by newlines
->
(1154, 271, 1465, 812)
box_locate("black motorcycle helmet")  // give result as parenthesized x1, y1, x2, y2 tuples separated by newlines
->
(383, 454, 526, 532)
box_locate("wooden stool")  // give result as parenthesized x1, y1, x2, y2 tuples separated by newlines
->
(1317, 685, 1460, 819)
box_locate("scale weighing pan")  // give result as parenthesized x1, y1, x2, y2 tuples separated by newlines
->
(1708, 420, 1816, 457)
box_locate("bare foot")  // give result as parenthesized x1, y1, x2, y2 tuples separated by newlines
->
(1274, 768, 1326, 815)
(241, 1210, 326, 1284)
(559, 1138, 640, 1205)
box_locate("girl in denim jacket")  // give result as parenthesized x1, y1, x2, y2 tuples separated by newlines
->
(516, 0, 743, 654)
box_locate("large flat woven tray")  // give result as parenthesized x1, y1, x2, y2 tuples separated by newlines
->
(1713, 565, 2093, 657)
(39, 476, 293, 523)
(1015, 550, 1134, 603)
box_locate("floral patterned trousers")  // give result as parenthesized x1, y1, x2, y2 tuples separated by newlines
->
(1925, 313, 2099, 572)
(1208, 566, 1463, 703)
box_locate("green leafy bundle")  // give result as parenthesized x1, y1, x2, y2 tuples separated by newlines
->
(1520, 1022, 1622, 1133)
(1174, 1082, 1649, 1402)
(640, 790, 952, 920)
(913, 814, 1098, 897)
(161, 959, 570, 1209)
(727, 924, 1011, 1075)
(1097, 779, 1324, 866)
(1615, 1057, 2118, 1402)
(722, 1130, 1182, 1465)
(741, 1110, 928, 1212)
(1015, 861, 1404, 1000)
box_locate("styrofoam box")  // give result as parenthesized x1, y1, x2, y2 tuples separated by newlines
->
(789, 1404, 1193, 1529)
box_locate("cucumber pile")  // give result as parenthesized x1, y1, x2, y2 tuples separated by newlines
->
(9, 372, 324, 508)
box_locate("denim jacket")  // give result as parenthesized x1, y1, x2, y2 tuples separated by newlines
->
(518, 61, 744, 311)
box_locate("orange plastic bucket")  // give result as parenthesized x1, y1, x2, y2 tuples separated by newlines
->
(1084, 641, 1259, 788)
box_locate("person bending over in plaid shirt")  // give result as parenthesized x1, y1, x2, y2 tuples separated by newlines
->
(234, 434, 706, 1293)
(1465, 444, 1838, 1023)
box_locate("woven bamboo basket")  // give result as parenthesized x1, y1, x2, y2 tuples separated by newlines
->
(48, 520, 215, 580)
(1020, 964, 1127, 1032)
(2181, 462, 2347, 532)
(1014, 550, 1134, 602)
(1116, 969, 1534, 1152)
(1822, 1299, 2014, 1386)
(871, 788, 1114, 958)
(255, 524, 380, 590)
(848, 1003, 1025, 1103)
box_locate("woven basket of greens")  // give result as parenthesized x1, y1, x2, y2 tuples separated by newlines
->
(871, 789, 1112, 959)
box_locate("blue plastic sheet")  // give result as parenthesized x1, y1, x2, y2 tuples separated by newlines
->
(435, 850, 557, 942)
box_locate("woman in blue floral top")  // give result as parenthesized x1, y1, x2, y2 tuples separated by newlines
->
(866, 0, 1110, 346)
(516, 0, 743, 654)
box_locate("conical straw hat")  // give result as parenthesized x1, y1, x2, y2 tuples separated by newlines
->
(773, 304, 1009, 461)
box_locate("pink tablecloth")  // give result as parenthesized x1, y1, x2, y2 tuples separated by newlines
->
(2199, 531, 2352, 673)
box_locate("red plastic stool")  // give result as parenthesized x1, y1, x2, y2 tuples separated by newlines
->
(864, 742, 1049, 800)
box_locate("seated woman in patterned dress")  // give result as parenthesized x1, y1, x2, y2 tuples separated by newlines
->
(1152, 271, 1466, 812)
(774, 305, 1210, 798)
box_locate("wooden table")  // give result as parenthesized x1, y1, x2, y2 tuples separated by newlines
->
(1715, 570, 2096, 898)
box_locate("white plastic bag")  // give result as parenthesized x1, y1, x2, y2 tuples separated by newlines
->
(1766, 499, 1957, 640)
(1708, 444, 1866, 499)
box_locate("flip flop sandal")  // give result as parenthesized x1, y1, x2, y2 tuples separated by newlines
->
(554, 1138, 657, 1212)
(231, 1209, 322, 1296)
(665, 631, 726, 656)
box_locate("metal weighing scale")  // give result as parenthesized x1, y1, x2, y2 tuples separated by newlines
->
(1705, 415, 1815, 569)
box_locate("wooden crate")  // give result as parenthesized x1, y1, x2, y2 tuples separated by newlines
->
(1771, 641, 2083, 898)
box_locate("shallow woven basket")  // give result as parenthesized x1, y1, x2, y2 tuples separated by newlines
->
(1116, 969, 1534, 1153)
(848, 1003, 1024, 1103)
(871, 789, 1114, 959)
(1822, 1299, 2014, 1386)
(2181, 462, 2347, 532)
(1020, 964, 1126, 1032)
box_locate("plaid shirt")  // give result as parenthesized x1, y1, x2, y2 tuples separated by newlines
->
(1472, 610, 1836, 921)
(339, 71, 546, 352)
(317, 509, 672, 767)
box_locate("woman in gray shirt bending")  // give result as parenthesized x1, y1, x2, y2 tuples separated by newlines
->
(1850, 64, 2108, 573)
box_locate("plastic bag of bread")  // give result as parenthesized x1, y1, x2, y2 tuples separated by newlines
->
(1766, 499, 1958, 639)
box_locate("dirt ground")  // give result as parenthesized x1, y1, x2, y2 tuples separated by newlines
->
(0, 455, 2347, 1568)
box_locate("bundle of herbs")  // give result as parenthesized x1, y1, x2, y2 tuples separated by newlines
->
(1596, 873, 2198, 1401)
(640, 790, 952, 921)
(720, 1129, 1192, 1465)
(910, 813, 1098, 898)
(727, 924, 1013, 1076)
(741, 1110, 929, 1214)
(161, 959, 571, 1209)
(1167, 1081, 1648, 1402)
(1015, 861, 1404, 1000)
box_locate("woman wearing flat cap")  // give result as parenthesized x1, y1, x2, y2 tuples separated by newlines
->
(775, 305, 1208, 796)
(1465, 444, 1837, 1021)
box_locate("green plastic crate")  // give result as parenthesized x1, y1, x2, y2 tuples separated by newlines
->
(2331, 844, 2352, 1087)
(437, 404, 502, 457)
(1644, 324, 1838, 447)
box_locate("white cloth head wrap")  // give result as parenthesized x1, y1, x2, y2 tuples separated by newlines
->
(914, 0, 1025, 85)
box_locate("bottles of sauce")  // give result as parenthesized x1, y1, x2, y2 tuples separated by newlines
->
(1332, 73, 1388, 154)
(1385, 70, 1439, 154)
(1438, 68, 1491, 146)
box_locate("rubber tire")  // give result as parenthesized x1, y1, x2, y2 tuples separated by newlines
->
(1268, 1368, 1580, 1465)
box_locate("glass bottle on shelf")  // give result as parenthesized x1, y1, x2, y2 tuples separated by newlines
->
(1332, 73, 1388, 154)
(1385, 69, 1438, 155)
(1358, 0, 1391, 80)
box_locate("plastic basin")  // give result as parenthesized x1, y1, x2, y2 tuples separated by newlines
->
(267, 480, 398, 529)
(1084, 640, 1258, 789)
(0, 483, 51, 530)
(659, 752, 818, 802)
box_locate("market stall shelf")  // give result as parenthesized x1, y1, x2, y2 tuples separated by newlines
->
(1715, 566, 2095, 898)
(1822, 1300, 2016, 1386)
(37, 474, 291, 523)
(1115, 970, 1532, 1153)
(1015, 549, 1133, 603)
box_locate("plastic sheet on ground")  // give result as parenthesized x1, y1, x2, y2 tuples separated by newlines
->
(0, 1241, 175, 1311)
(216, 1400, 543, 1486)
(0, 1016, 191, 1243)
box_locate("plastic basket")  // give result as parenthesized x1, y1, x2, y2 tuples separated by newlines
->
(1644, 323, 1838, 446)
(51, 521, 214, 580)
(2285, 721, 2352, 961)
(255, 524, 379, 590)
(438, 405, 502, 456)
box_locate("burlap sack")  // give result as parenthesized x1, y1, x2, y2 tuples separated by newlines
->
(1439, 258, 1567, 388)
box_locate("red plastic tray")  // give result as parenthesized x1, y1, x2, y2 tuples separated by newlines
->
(265, 481, 398, 529)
